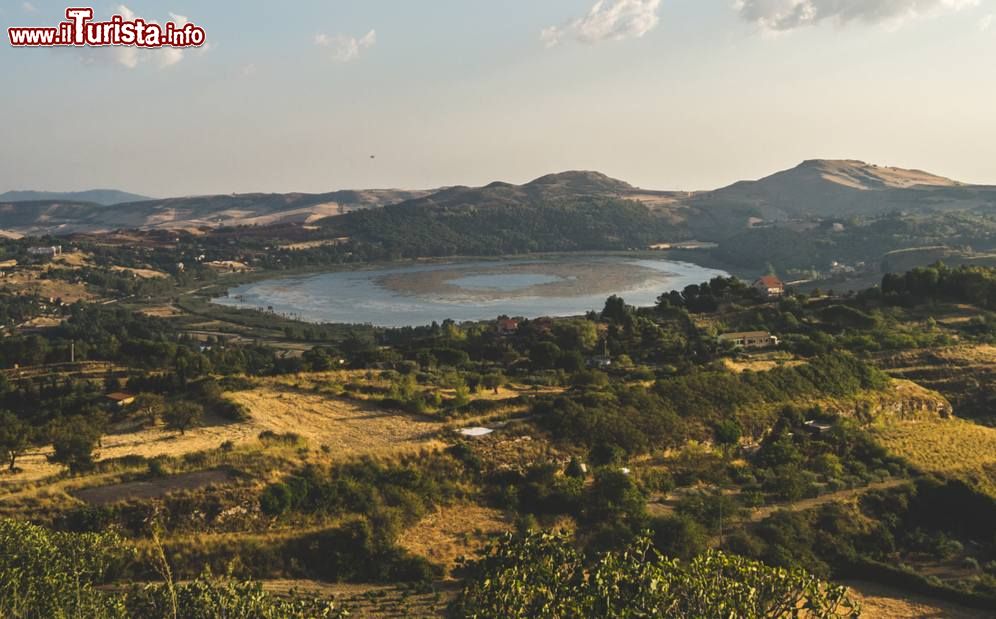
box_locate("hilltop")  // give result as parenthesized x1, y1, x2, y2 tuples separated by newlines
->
(694, 159, 993, 220)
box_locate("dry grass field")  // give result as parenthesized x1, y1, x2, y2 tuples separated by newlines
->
(872, 418, 996, 497)
(226, 387, 445, 458)
(847, 580, 992, 619)
(0, 381, 447, 505)
(397, 503, 511, 575)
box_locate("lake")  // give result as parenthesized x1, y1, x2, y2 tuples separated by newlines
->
(213, 255, 727, 328)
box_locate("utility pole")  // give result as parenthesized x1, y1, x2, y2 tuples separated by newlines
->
(70, 340, 75, 364)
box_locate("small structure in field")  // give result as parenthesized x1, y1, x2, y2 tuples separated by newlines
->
(105, 392, 136, 407)
(496, 318, 520, 336)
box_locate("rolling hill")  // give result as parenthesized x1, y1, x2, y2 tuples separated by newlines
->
(0, 189, 151, 206)
(0, 189, 433, 236)
(2, 161, 995, 238)
(692, 159, 996, 221)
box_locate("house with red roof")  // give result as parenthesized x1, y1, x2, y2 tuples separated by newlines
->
(753, 275, 785, 299)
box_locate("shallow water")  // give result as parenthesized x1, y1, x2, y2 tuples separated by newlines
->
(213, 255, 727, 327)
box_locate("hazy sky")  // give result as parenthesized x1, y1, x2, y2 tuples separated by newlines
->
(2, 0, 995, 197)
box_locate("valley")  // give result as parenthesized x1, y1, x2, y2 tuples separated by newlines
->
(2, 162, 996, 617)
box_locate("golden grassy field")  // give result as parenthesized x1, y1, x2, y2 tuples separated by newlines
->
(847, 580, 991, 619)
(397, 503, 511, 575)
(226, 387, 445, 459)
(872, 418, 996, 497)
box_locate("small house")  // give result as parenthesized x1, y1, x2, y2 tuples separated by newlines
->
(753, 275, 785, 299)
(718, 331, 780, 350)
(497, 318, 520, 336)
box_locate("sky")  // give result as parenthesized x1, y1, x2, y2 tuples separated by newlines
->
(2, 0, 995, 198)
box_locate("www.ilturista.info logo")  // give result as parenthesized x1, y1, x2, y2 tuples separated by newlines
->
(8, 7, 205, 48)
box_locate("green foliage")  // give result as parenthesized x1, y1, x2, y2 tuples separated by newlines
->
(0, 411, 32, 471)
(335, 197, 679, 258)
(125, 573, 347, 619)
(48, 416, 103, 474)
(884, 262, 996, 309)
(0, 518, 127, 618)
(164, 401, 204, 435)
(259, 454, 466, 522)
(0, 519, 347, 619)
(452, 530, 859, 618)
(537, 353, 887, 457)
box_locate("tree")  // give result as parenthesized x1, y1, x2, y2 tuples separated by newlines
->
(131, 392, 166, 425)
(49, 417, 102, 474)
(481, 371, 506, 395)
(601, 295, 630, 323)
(164, 401, 203, 435)
(0, 412, 32, 472)
(529, 342, 562, 370)
(586, 469, 646, 522)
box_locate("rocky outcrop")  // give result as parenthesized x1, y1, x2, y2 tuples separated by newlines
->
(825, 379, 953, 424)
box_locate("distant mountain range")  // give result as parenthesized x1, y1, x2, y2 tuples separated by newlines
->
(0, 189, 151, 206)
(2, 160, 994, 237)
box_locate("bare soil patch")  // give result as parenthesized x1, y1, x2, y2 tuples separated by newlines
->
(72, 468, 237, 506)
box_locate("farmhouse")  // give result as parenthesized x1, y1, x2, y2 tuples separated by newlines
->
(753, 275, 785, 299)
(497, 318, 520, 336)
(718, 331, 780, 350)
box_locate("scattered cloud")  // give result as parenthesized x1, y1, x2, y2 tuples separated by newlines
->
(542, 0, 662, 48)
(22, 2, 37, 12)
(735, 0, 980, 32)
(76, 5, 206, 70)
(314, 29, 377, 62)
(981, 13, 994, 30)
(241, 63, 257, 77)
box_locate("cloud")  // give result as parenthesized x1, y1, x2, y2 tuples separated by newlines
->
(76, 6, 205, 70)
(542, 0, 662, 47)
(982, 13, 994, 30)
(735, 0, 980, 32)
(22, 2, 37, 12)
(314, 29, 377, 62)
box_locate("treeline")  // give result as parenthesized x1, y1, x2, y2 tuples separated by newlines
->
(711, 212, 996, 273)
(883, 263, 996, 309)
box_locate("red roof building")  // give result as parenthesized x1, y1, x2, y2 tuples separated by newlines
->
(753, 276, 785, 298)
